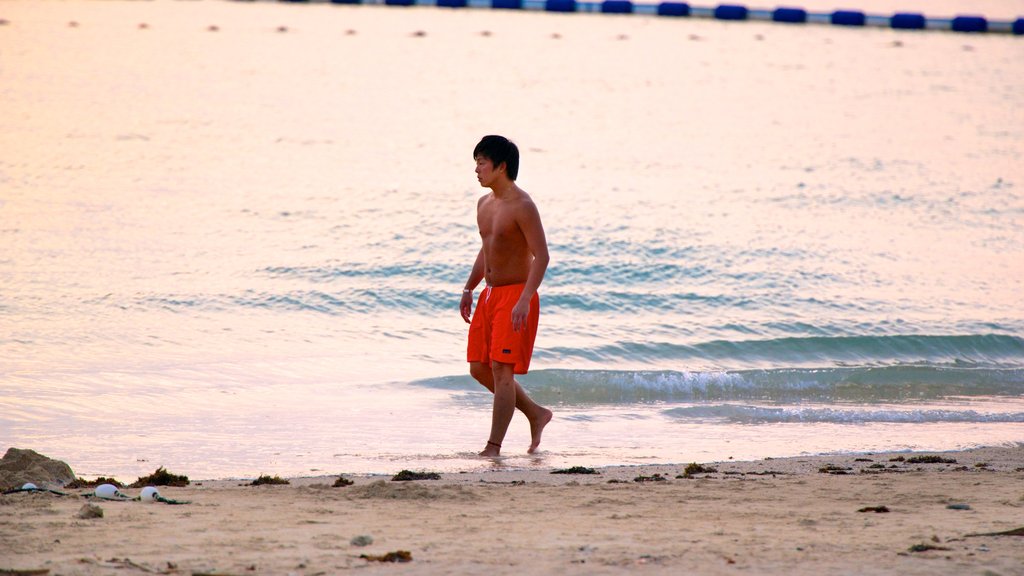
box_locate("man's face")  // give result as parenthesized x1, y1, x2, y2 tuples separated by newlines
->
(475, 155, 500, 187)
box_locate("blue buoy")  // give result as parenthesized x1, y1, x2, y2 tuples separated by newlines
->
(384, 0, 415, 5)
(545, 0, 576, 12)
(890, 12, 925, 29)
(437, 0, 468, 6)
(601, 0, 633, 13)
(714, 4, 748, 20)
(952, 16, 987, 33)
(657, 2, 690, 16)
(492, 0, 522, 8)
(831, 10, 866, 26)
(329, 0, 361, 4)
(1015, 18, 1024, 35)
(772, 7, 806, 23)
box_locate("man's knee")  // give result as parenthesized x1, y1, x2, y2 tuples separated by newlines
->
(469, 362, 489, 382)
(491, 361, 516, 386)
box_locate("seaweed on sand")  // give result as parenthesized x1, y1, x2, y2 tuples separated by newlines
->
(360, 550, 412, 563)
(905, 455, 957, 464)
(551, 466, 598, 475)
(65, 477, 123, 489)
(250, 475, 290, 486)
(391, 470, 440, 481)
(333, 476, 354, 487)
(966, 527, 1024, 537)
(129, 467, 189, 488)
(907, 543, 951, 552)
(679, 463, 718, 478)
(818, 464, 852, 475)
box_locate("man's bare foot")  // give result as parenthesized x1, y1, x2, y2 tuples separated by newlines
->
(479, 440, 501, 457)
(527, 408, 553, 454)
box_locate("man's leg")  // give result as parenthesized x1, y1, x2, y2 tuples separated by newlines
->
(471, 361, 552, 455)
(481, 361, 516, 456)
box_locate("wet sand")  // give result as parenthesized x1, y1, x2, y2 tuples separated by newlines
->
(3, 445, 1023, 575)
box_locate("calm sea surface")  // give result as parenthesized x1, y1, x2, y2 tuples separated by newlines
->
(2, 0, 1023, 479)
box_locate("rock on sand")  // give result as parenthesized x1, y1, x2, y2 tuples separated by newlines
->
(0, 447, 76, 489)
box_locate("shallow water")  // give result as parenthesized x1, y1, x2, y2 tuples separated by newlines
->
(1, 0, 1022, 479)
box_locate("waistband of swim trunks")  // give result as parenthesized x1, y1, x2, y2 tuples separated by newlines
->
(484, 283, 527, 294)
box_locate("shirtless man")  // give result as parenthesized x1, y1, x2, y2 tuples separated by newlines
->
(460, 135, 553, 457)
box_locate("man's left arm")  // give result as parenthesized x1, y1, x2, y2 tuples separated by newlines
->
(511, 201, 549, 332)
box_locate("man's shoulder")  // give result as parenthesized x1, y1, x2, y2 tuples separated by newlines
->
(511, 186, 535, 205)
(514, 189, 539, 213)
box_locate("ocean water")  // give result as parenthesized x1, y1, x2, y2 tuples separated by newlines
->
(1, 0, 1023, 479)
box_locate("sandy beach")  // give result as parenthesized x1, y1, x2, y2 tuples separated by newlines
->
(2, 445, 1022, 575)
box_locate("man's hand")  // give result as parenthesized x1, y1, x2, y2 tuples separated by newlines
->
(460, 291, 474, 324)
(511, 298, 530, 332)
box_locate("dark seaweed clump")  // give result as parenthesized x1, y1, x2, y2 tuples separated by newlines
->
(818, 464, 852, 475)
(251, 475, 290, 486)
(908, 543, 950, 553)
(391, 470, 440, 481)
(966, 527, 1024, 537)
(333, 476, 354, 487)
(130, 467, 189, 488)
(551, 466, 598, 475)
(633, 473, 667, 483)
(681, 463, 718, 477)
(905, 455, 957, 464)
(360, 550, 412, 563)
(65, 476, 124, 489)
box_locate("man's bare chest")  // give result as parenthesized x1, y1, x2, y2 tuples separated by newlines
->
(478, 206, 522, 242)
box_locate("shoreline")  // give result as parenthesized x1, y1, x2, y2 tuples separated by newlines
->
(4, 444, 1022, 575)
(234, 442, 1024, 485)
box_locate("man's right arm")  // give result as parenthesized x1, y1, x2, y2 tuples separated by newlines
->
(460, 248, 485, 323)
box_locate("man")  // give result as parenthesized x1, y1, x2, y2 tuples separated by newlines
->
(460, 135, 552, 457)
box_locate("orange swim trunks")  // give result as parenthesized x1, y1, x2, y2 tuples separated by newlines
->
(467, 284, 540, 375)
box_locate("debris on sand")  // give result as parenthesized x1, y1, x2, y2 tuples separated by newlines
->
(907, 543, 951, 553)
(360, 550, 412, 563)
(129, 467, 189, 488)
(633, 473, 667, 483)
(65, 477, 123, 490)
(250, 475, 290, 486)
(551, 467, 598, 475)
(333, 476, 354, 487)
(391, 470, 440, 481)
(680, 463, 718, 477)
(966, 527, 1024, 537)
(857, 506, 890, 513)
(818, 464, 852, 475)
(905, 455, 957, 464)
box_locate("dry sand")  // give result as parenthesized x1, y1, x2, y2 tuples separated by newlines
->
(2, 445, 1022, 575)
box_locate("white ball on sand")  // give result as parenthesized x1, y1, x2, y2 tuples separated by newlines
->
(140, 486, 160, 502)
(22, 482, 38, 490)
(95, 483, 123, 499)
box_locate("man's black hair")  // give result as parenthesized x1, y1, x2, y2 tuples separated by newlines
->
(473, 135, 519, 181)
